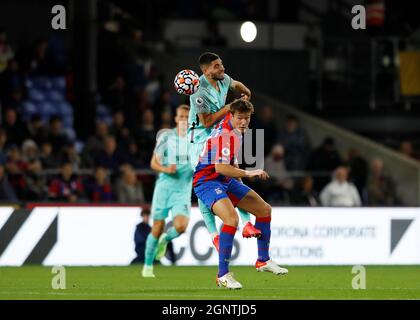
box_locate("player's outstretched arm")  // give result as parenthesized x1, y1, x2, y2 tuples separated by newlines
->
(215, 164, 269, 180)
(198, 104, 231, 128)
(231, 80, 251, 101)
(150, 154, 177, 174)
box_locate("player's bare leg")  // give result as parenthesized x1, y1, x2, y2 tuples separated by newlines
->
(142, 220, 165, 278)
(156, 215, 189, 260)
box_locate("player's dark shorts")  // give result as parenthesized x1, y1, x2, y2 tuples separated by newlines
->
(194, 178, 251, 211)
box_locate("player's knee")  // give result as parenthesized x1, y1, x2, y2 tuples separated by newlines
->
(174, 217, 189, 234)
(262, 203, 272, 217)
(225, 214, 239, 227)
(174, 222, 188, 234)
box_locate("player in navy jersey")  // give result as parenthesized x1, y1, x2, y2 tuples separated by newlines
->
(193, 99, 288, 289)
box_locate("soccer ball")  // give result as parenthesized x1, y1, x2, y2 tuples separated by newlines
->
(174, 69, 200, 95)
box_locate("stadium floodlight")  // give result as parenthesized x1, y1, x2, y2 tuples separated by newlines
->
(240, 21, 257, 43)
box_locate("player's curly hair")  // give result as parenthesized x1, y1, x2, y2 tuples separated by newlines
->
(230, 99, 254, 115)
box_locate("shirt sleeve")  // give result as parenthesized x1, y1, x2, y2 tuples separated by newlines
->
(154, 130, 171, 158)
(191, 92, 211, 114)
(225, 73, 233, 90)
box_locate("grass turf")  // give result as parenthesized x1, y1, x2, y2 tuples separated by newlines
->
(0, 265, 419, 300)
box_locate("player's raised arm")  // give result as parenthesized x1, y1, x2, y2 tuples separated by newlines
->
(198, 103, 231, 128)
(230, 80, 252, 101)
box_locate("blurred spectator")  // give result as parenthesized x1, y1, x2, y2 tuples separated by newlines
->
(104, 75, 130, 114)
(263, 144, 294, 203)
(135, 109, 156, 164)
(110, 111, 131, 153)
(0, 30, 14, 73)
(95, 135, 128, 172)
(292, 176, 319, 206)
(252, 105, 277, 157)
(23, 114, 48, 146)
(0, 129, 8, 163)
(60, 142, 81, 171)
(131, 208, 151, 264)
(5, 145, 27, 197)
(47, 116, 70, 156)
(278, 114, 310, 170)
(127, 140, 146, 169)
(320, 166, 361, 207)
(0, 59, 25, 107)
(22, 160, 48, 201)
(307, 137, 342, 192)
(346, 148, 368, 199)
(86, 166, 115, 202)
(3, 108, 24, 147)
(160, 110, 173, 129)
(0, 164, 18, 202)
(82, 121, 109, 167)
(399, 141, 420, 160)
(117, 166, 145, 203)
(40, 142, 60, 169)
(48, 162, 85, 202)
(367, 158, 399, 206)
(28, 39, 50, 75)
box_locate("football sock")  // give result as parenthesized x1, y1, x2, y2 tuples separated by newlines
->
(144, 234, 158, 266)
(255, 216, 271, 262)
(218, 224, 237, 278)
(164, 227, 180, 241)
(237, 208, 251, 224)
(199, 198, 218, 234)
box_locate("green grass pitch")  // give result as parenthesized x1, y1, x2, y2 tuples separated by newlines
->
(0, 265, 419, 300)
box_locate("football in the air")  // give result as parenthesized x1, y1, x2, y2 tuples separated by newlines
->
(174, 69, 200, 95)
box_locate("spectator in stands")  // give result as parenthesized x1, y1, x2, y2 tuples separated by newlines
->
(131, 208, 151, 264)
(28, 39, 50, 75)
(0, 59, 25, 108)
(127, 140, 146, 169)
(40, 141, 60, 169)
(292, 176, 319, 206)
(110, 111, 131, 153)
(320, 166, 361, 207)
(47, 116, 70, 157)
(0, 129, 8, 164)
(252, 105, 277, 157)
(95, 135, 128, 173)
(135, 109, 156, 164)
(23, 114, 48, 146)
(160, 110, 173, 129)
(307, 137, 342, 192)
(0, 29, 14, 74)
(5, 145, 27, 198)
(399, 141, 419, 160)
(263, 144, 294, 203)
(3, 108, 24, 147)
(82, 121, 109, 167)
(104, 75, 129, 114)
(48, 161, 85, 202)
(0, 163, 18, 202)
(22, 160, 48, 201)
(117, 165, 145, 204)
(278, 114, 310, 171)
(346, 148, 368, 200)
(60, 142, 81, 171)
(86, 166, 115, 202)
(367, 158, 399, 206)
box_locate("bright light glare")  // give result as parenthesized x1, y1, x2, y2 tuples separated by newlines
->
(240, 21, 257, 43)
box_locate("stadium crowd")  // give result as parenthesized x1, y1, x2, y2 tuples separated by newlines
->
(0, 26, 412, 206)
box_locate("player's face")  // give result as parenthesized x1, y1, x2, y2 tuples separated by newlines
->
(204, 59, 225, 80)
(175, 108, 190, 133)
(232, 111, 251, 134)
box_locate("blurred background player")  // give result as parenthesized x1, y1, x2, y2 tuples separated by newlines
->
(142, 105, 193, 278)
(193, 99, 288, 289)
(188, 52, 260, 249)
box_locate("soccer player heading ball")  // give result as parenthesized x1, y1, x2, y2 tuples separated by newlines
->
(188, 52, 262, 251)
(193, 100, 288, 289)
